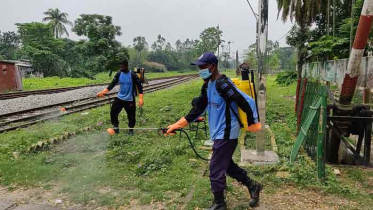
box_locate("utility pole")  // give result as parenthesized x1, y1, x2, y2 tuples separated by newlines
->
(241, 0, 279, 165)
(228, 41, 234, 59)
(217, 24, 220, 57)
(256, 0, 268, 153)
(236, 50, 239, 75)
(257, 0, 268, 77)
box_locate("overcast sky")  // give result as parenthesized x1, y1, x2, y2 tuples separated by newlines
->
(0, 0, 293, 58)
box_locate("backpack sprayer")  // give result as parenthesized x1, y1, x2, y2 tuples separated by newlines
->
(230, 68, 260, 128)
(134, 67, 147, 84)
(106, 127, 210, 161)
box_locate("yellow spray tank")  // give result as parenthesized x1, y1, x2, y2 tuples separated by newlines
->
(231, 69, 259, 130)
(134, 67, 146, 95)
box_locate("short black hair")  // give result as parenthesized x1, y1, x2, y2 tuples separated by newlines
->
(118, 57, 128, 65)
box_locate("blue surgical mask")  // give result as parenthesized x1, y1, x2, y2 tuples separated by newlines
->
(199, 65, 212, 79)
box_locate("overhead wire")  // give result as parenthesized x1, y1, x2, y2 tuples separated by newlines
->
(276, 29, 292, 42)
(245, 0, 258, 20)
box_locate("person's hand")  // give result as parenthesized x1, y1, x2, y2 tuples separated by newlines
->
(247, 122, 261, 132)
(138, 94, 144, 107)
(165, 117, 188, 136)
(97, 88, 109, 98)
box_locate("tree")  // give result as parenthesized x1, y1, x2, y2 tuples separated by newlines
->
(196, 26, 224, 55)
(175, 39, 182, 52)
(133, 36, 148, 52)
(17, 22, 67, 77)
(274, 47, 297, 71)
(133, 36, 148, 66)
(308, 35, 349, 60)
(42, 8, 73, 38)
(73, 14, 126, 73)
(244, 48, 258, 70)
(151, 34, 166, 51)
(267, 40, 280, 55)
(285, 25, 311, 77)
(244, 40, 296, 72)
(165, 42, 173, 51)
(0, 31, 21, 60)
(277, 0, 327, 28)
(277, 0, 327, 78)
(268, 53, 280, 72)
(221, 52, 231, 70)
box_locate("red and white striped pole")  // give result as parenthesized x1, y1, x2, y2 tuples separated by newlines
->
(340, 0, 373, 105)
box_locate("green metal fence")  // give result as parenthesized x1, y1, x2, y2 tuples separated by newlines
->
(291, 79, 327, 181)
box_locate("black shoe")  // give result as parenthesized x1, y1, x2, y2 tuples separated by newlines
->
(241, 177, 263, 207)
(207, 202, 227, 210)
(206, 192, 227, 210)
(248, 182, 263, 207)
(128, 129, 134, 136)
(113, 127, 119, 134)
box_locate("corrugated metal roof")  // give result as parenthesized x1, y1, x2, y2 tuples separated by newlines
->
(0, 60, 17, 64)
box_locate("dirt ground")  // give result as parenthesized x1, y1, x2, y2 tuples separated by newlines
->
(227, 182, 359, 210)
(0, 183, 361, 210)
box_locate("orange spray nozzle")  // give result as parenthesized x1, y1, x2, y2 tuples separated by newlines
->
(107, 128, 116, 135)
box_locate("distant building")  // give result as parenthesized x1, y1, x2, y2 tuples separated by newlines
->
(239, 62, 250, 70)
(5, 60, 42, 78)
(0, 60, 23, 92)
(0, 60, 42, 92)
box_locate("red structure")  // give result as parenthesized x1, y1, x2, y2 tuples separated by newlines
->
(0, 60, 23, 93)
(340, 0, 373, 105)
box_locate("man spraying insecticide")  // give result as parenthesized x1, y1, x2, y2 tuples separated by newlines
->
(166, 52, 262, 209)
(97, 58, 144, 135)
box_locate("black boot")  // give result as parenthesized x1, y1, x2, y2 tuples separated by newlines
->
(113, 127, 119, 134)
(128, 129, 134, 136)
(207, 191, 227, 210)
(243, 177, 263, 207)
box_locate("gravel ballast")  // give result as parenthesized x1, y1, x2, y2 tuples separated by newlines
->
(0, 78, 179, 115)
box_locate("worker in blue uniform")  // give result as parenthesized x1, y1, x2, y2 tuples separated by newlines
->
(166, 52, 262, 209)
(97, 58, 144, 135)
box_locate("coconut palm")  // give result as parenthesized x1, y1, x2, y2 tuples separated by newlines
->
(42, 8, 73, 38)
(277, 0, 327, 27)
(277, 0, 328, 78)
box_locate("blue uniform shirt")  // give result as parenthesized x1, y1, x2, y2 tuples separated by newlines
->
(185, 75, 259, 141)
(207, 80, 240, 140)
(117, 71, 133, 101)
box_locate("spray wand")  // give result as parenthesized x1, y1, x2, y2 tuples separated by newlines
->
(106, 127, 209, 161)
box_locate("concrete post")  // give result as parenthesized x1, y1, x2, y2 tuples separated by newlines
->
(256, 77, 266, 155)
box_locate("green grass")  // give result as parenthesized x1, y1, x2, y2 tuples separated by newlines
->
(2, 70, 373, 209)
(0, 77, 213, 208)
(238, 76, 373, 207)
(22, 71, 197, 91)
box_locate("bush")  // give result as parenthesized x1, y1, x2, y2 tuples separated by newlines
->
(275, 71, 297, 86)
(142, 61, 167, 72)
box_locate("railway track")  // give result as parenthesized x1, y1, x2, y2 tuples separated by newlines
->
(0, 74, 198, 133)
(0, 74, 197, 101)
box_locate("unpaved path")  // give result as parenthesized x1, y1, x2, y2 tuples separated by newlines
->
(0, 183, 360, 210)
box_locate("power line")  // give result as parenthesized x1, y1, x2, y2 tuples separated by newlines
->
(245, 0, 258, 20)
(276, 29, 291, 42)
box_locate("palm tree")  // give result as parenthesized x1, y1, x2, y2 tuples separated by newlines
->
(276, 0, 328, 78)
(133, 36, 148, 66)
(276, 0, 327, 27)
(42, 8, 73, 38)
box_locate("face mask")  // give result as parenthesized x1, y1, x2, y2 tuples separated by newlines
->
(199, 65, 212, 79)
